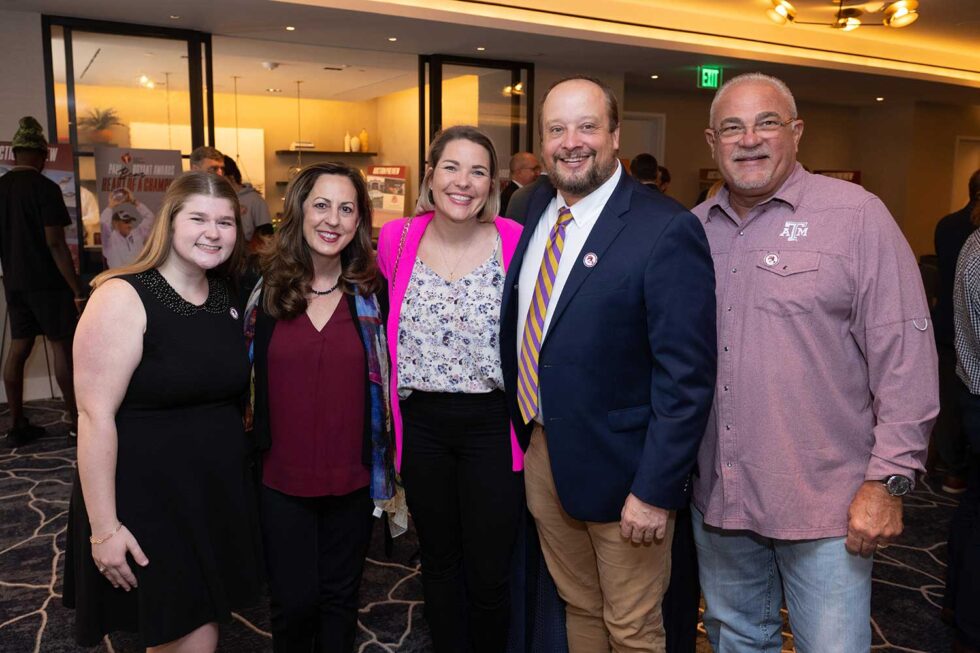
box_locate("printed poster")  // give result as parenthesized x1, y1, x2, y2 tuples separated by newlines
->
(366, 165, 409, 227)
(94, 146, 181, 268)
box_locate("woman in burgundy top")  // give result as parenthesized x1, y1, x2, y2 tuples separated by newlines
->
(246, 162, 395, 653)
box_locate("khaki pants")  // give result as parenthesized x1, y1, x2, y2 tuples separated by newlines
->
(524, 425, 674, 653)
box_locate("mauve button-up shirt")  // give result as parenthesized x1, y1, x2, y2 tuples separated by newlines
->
(691, 163, 938, 540)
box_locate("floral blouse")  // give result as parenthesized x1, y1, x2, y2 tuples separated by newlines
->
(397, 238, 505, 398)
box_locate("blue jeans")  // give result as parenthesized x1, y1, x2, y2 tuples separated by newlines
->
(692, 506, 873, 653)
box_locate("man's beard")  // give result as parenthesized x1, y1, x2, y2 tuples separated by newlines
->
(549, 147, 616, 198)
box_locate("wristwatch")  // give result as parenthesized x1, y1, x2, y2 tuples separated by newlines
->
(881, 475, 912, 497)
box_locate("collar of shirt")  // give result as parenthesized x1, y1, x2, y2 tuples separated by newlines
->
(550, 161, 623, 230)
(705, 162, 805, 226)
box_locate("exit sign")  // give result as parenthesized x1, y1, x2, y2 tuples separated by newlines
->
(698, 66, 723, 89)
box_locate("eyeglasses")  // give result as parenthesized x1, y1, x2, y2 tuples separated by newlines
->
(713, 117, 797, 144)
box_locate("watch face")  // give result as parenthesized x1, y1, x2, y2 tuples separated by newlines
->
(885, 475, 911, 496)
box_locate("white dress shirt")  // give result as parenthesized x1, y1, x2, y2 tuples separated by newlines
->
(516, 162, 622, 421)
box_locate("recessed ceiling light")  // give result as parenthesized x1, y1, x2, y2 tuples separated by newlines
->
(169, 15, 180, 19)
(477, 47, 486, 51)
(388, 37, 398, 42)
(267, 88, 283, 93)
(650, 75, 660, 79)
(876, 96, 884, 101)
(285, 26, 296, 31)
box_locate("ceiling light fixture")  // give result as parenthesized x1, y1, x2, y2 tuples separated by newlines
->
(285, 26, 296, 31)
(388, 37, 398, 42)
(876, 97, 885, 101)
(267, 88, 283, 93)
(650, 74, 660, 79)
(169, 15, 180, 19)
(477, 47, 486, 51)
(766, 0, 919, 31)
(502, 82, 525, 97)
(883, 0, 919, 27)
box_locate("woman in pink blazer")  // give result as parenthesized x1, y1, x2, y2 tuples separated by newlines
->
(377, 125, 523, 653)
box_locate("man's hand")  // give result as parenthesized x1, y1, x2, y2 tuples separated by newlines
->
(620, 493, 669, 544)
(845, 480, 903, 557)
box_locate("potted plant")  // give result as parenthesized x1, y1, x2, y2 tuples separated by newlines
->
(78, 107, 124, 144)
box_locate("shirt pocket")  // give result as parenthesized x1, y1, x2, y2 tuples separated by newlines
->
(753, 250, 821, 317)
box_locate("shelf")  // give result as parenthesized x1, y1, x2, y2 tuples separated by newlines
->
(274, 150, 377, 156)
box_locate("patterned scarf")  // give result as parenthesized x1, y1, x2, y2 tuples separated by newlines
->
(244, 279, 396, 501)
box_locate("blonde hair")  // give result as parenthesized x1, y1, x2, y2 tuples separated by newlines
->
(415, 125, 500, 223)
(91, 171, 244, 288)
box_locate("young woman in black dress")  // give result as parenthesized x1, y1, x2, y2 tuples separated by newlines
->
(64, 171, 262, 651)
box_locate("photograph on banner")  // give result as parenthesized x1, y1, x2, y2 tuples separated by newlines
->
(94, 146, 181, 269)
(366, 165, 409, 227)
(0, 142, 81, 272)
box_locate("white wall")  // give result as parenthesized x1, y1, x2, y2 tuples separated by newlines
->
(0, 10, 47, 140)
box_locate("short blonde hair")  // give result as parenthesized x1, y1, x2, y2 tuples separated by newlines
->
(415, 125, 500, 223)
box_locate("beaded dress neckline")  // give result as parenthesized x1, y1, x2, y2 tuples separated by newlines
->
(136, 268, 229, 316)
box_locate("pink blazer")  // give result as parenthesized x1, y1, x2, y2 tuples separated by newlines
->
(377, 212, 525, 473)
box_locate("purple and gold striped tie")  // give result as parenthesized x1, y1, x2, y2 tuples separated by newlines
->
(517, 206, 575, 424)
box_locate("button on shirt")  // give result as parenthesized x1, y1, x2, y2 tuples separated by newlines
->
(692, 163, 938, 539)
(516, 163, 622, 422)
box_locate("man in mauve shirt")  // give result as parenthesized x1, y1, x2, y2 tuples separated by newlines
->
(690, 72, 939, 652)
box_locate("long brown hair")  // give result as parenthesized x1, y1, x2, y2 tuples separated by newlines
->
(261, 162, 378, 320)
(91, 171, 244, 289)
(415, 125, 500, 223)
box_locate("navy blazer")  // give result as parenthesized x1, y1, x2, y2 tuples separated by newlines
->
(500, 173, 717, 522)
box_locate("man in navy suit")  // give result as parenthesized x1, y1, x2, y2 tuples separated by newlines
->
(501, 76, 716, 652)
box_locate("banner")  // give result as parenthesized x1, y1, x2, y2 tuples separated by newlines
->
(0, 142, 80, 271)
(94, 146, 181, 269)
(366, 165, 409, 226)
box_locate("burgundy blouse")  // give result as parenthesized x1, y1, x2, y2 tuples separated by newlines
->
(262, 297, 369, 497)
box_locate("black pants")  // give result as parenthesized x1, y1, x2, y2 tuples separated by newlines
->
(663, 504, 701, 653)
(259, 485, 374, 653)
(947, 386, 980, 649)
(400, 390, 523, 653)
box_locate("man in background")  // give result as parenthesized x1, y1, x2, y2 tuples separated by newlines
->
(501, 151, 541, 215)
(948, 198, 980, 653)
(0, 117, 86, 444)
(629, 153, 660, 191)
(222, 156, 273, 244)
(189, 145, 225, 176)
(656, 165, 672, 194)
(934, 169, 980, 493)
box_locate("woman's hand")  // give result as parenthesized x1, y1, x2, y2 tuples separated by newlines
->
(91, 525, 149, 591)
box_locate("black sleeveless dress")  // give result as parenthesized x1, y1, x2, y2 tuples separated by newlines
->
(64, 269, 262, 647)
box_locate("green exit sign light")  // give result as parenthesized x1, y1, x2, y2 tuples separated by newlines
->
(698, 66, 723, 89)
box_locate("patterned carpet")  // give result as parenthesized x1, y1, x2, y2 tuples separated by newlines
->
(0, 400, 959, 652)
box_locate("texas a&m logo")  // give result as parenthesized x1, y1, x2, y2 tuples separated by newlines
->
(780, 221, 808, 242)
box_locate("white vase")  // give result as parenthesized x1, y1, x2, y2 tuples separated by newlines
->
(344, 131, 351, 153)
(349, 136, 360, 153)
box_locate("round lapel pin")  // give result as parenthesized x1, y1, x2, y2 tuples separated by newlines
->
(764, 254, 778, 267)
(583, 252, 598, 268)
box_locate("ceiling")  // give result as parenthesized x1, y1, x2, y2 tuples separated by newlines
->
(14, 0, 980, 107)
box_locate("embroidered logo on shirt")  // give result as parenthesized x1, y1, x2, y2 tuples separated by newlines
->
(780, 221, 808, 242)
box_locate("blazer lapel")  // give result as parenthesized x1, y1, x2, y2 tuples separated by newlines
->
(545, 176, 632, 336)
(501, 178, 556, 323)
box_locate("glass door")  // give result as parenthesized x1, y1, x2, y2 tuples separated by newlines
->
(421, 55, 533, 184)
(43, 16, 210, 275)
